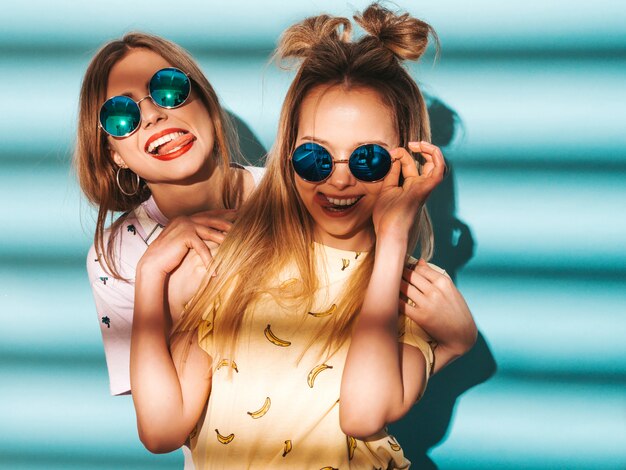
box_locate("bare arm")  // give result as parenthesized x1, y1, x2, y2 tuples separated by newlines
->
(131, 265, 212, 453)
(340, 235, 428, 438)
(130, 214, 227, 453)
(340, 142, 445, 438)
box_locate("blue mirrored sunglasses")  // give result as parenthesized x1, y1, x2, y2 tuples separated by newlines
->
(99, 67, 191, 138)
(291, 142, 398, 183)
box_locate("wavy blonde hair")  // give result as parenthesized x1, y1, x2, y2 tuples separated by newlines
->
(178, 4, 438, 362)
(74, 32, 244, 280)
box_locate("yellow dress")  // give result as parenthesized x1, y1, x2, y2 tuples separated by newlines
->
(191, 243, 435, 469)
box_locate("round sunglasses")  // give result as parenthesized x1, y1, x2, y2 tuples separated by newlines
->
(99, 67, 191, 138)
(291, 142, 399, 183)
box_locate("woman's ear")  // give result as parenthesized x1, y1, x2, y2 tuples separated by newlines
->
(110, 147, 127, 168)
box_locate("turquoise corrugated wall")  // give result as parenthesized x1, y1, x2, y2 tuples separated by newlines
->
(1, 1, 624, 469)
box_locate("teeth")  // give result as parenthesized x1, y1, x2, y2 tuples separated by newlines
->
(326, 196, 360, 206)
(147, 132, 185, 154)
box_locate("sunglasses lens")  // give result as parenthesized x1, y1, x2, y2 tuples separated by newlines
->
(149, 68, 190, 108)
(292, 143, 333, 182)
(99, 96, 141, 137)
(349, 144, 392, 182)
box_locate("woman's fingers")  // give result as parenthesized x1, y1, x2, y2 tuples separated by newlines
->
(168, 212, 234, 244)
(402, 267, 434, 294)
(383, 143, 446, 192)
(190, 210, 237, 232)
(189, 237, 213, 269)
(141, 209, 236, 276)
(194, 225, 227, 245)
(390, 147, 420, 182)
(411, 259, 453, 291)
(398, 282, 431, 328)
(408, 141, 446, 182)
(400, 279, 423, 306)
(380, 150, 402, 191)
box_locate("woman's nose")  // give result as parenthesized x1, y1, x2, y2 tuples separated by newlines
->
(327, 160, 356, 190)
(139, 97, 167, 129)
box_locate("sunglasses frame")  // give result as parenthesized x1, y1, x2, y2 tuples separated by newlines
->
(98, 67, 191, 138)
(291, 142, 400, 184)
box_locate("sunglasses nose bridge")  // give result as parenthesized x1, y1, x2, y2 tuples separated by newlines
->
(135, 95, 151, 106)
(137, 95, 167, 129)
(327, 158, 356, 188)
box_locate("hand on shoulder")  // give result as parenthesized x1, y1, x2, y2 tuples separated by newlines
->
(399, 258, 477, 371)
(167, 242, 218, 323)
(137, 210, 236, 277)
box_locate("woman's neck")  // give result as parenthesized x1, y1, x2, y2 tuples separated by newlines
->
(313, 225, 376, 253)
(148, 165, 227, 219)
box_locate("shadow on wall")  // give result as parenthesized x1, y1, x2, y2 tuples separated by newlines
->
(394, 97, 497, 468)
(227, 110, 267, 167)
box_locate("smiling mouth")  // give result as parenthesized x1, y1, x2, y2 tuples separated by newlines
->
(144, 129, 196, 160)
(318, 193, 364, 213)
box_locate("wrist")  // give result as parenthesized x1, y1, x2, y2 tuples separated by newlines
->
(375, 232, 408, 256)
(137, 258, 168, 282)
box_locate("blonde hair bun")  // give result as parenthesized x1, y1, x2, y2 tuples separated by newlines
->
(354, 3, 436, 61)
(276, 14, 352, 61)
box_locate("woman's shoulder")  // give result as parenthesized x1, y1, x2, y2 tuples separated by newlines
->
(242, 165, 265, 187)
(106, 198, 165, 243)
(87, 205, 155, 281)
(231, 163, 265, 188)
(230, 164, 266, 203)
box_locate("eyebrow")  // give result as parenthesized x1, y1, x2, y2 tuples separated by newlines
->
(298, 136, 391, 149)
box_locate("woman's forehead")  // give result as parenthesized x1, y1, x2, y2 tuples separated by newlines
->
(107, 49, 172, 97)
(296, 84, 398, 149)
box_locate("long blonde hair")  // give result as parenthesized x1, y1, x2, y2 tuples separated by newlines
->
(178, 4, 437, 361)
(74, 32, 244, 279)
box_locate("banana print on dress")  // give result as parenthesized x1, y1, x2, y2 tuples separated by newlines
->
(247, 397, 271, 419)
(282, 439, 292, 457)
(308, 304, 337, 317)
(341, 259, 350, 271)
(387, 435, 402, 452)
(215, 429, 234, 445)
(307, 363, 333, 388)
(397, 321, 406, 339)
(264, 324, 292, 347)
(346, 435, 357, 460)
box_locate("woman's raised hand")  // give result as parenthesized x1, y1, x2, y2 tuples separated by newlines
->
(137, 209, 237, 276)
(372, 141, 446, 239)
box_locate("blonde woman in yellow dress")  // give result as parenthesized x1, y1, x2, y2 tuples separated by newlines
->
(130, 4, 476, 468)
